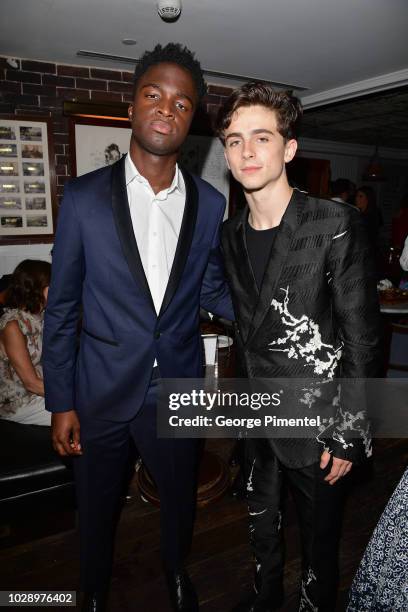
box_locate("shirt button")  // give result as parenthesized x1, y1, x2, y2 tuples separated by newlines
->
(154, 331, 161, 339)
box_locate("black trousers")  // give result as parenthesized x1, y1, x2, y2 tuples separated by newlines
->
(73, 372, 200, 591)
(244, 438, 348, 611)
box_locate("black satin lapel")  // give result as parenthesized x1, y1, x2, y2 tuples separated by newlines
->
(159, 166, 198, 316)
(111, 157, 155, 309)
(247, 189, 304, 342)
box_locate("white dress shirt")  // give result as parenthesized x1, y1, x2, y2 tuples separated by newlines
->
(125, 153, 185, 314)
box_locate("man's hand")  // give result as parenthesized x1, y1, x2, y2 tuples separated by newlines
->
(51, 410, 82, 457)
(320, 450, 352, 485)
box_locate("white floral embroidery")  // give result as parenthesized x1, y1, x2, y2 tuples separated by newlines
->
(313, 385, 372, 458)
(269, 287, 343, 378)
(249, 508, 267, 517)
(300, 386, 322, 409)
(333, 230, 348, 240)
(332, 407, 372, 457)
(299, 567, 318, 611)
(247, 458, 256, 492)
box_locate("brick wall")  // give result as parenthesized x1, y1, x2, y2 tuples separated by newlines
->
(0, 56, 232, 206)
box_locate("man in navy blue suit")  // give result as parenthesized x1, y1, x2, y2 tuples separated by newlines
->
(43, 43, 233, 612)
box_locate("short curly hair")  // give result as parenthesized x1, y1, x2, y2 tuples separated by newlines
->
(133, 43, 207, 101)
(5, 259, 51, 314)
(215, 82, 303, 143)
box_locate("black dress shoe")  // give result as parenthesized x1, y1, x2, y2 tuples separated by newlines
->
(81, 591, 108, 612)
(231, 588, 283, 612)
(165, 568, 199, 611)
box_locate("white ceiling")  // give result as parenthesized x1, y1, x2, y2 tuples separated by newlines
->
(1, 0, 408, 106)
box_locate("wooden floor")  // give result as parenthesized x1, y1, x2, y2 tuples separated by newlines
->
(1, 438, 407, 612)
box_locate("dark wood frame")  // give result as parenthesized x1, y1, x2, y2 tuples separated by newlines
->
(68, 114, 131, 178)
(64, 101, 131, 177)
(0, 115, 57, 245)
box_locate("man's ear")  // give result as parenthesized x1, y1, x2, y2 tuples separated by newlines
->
(128, 105, 133, 121)
(284, 139, 297, 163)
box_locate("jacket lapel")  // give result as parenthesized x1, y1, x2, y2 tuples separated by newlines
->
(111, 156, 155, 310)
(159, 166, 198, 316)
(247, 188, 305, 343)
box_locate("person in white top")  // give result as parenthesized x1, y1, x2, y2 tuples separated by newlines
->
(400, 235, 408, 271)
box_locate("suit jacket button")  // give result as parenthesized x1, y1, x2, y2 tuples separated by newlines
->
(154, 331, 161, 339)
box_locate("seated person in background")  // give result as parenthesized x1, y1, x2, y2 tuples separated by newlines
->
(400, 235, 408, 288)
(400, 235, 408, 271)
(0, 259, 51, 426)
(0, 273, 12, 317)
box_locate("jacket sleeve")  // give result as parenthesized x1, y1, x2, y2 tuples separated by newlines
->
(324, 209, 382, 461)
(43, 181, 85, 413)
(200, 197, 235, 322)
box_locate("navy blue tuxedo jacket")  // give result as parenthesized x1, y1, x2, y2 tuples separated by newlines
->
(43, 156, 233, 421)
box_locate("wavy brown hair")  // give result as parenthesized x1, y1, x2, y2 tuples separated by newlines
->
(5, 259, 51, 314)
(215, 82, 303, 144)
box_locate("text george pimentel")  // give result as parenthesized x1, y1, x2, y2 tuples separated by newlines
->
(168, 415, 322, 429)
(167, 390, 321, 429)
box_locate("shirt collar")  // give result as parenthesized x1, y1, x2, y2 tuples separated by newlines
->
(125, 152, 183, 196)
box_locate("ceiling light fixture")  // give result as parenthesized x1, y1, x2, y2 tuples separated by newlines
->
(363, 145, 385, 182)
(122, 38, 137, 46)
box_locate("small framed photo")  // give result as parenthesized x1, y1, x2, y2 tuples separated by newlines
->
(0, 143, 17, 157)
(0, 125, 16, 140)
(0, 116, 56, 244)
(21, 144, 43, 159)
(27, 214, 48, 228)
(1, 215, 23, 228)
(25, 196, 46, 210)
(20, 125, 42, 141)
(22, 162, 44, 176)
(0, 161, 19, 176)
(0, 196, 22, 209)
(0, 180, 19, 193)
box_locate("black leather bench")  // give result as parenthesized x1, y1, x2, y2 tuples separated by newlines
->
(0, 420, 76, 546)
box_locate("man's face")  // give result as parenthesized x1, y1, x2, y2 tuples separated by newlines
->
(223, 105, 297, 192)
(128, 62, 198, 157)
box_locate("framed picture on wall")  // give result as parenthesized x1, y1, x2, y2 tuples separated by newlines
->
(0, 116, 56, 245)
(69, 114, 131, 177)
(67, 102, 230, 215)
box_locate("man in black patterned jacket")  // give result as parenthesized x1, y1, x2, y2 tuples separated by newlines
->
(215, 83, 381, 612)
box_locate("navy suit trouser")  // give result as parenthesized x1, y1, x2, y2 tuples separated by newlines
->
(73, 372, 200, 591)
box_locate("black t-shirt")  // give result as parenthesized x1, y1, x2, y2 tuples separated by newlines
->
(246, 220, 279, 290)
